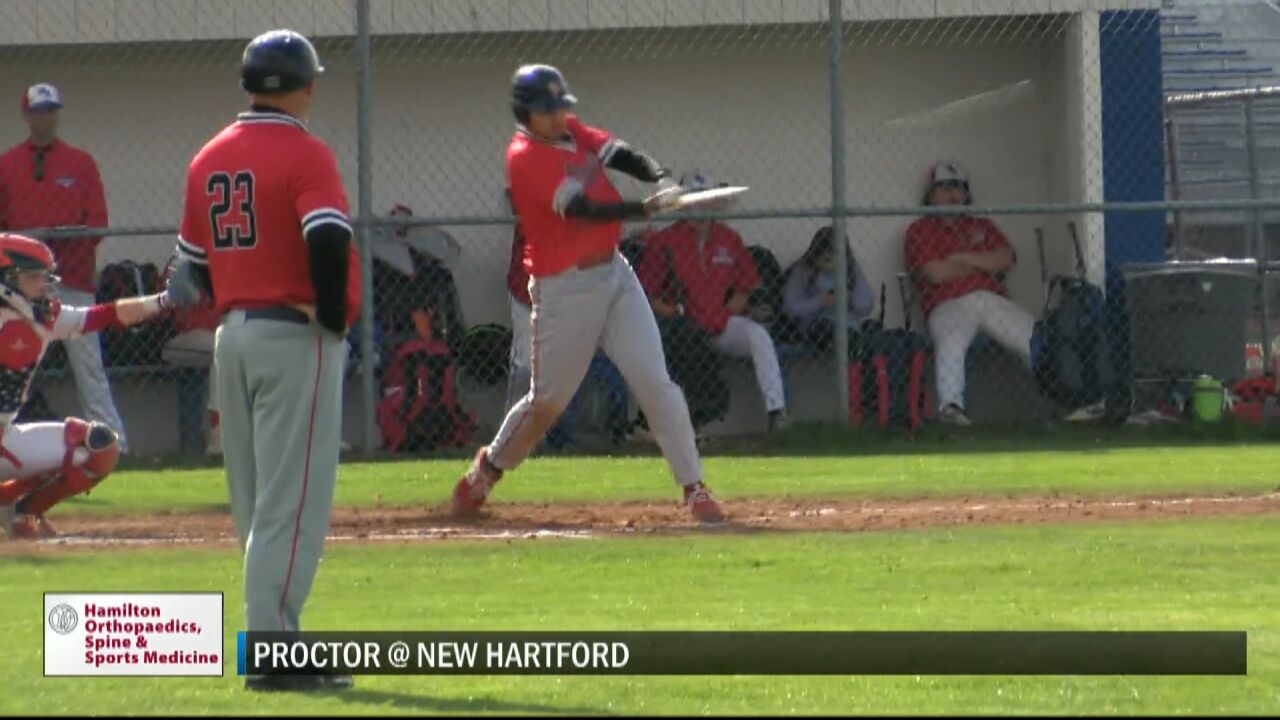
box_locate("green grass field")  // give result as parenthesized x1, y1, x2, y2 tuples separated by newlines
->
(3, 432, 1279, 715)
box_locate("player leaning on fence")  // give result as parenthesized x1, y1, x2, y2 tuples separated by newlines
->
(166, 29, 359, 694)
(451, 64, 727, 525)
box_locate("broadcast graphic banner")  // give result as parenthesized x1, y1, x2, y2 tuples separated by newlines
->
(238, 631, 1245, 676)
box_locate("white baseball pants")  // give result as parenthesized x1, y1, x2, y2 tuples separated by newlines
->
(711, 316, 786, 414)
(927, 290, 1036, 411)
(0, 421, 80, 480)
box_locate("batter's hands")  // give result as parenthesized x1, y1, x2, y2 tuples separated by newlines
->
(643, 183, 683, 216)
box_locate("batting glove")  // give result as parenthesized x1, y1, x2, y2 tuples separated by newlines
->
(643, 184, 683, 216)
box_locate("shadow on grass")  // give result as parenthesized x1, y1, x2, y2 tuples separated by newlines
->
(335, 687, 608, 715)
(516, 420, 1280, 459)
(713, 421, 1280, 457)
(62, 499, 231, 515)
(2, 553, 69, 565)
(115, 420, 1280, 469)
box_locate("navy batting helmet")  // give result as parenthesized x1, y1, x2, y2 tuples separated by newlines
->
(241, 29, 324, 94)
(511, 64, 576, 122)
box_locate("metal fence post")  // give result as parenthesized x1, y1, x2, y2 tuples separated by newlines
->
(1165, 114, 1184, 259)
(1244, 97, 1273, 376)
(828, 0, 850, 422)
(356, 0, 378, 453)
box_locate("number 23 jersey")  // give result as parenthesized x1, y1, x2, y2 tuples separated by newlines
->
(175, 110, 361, 325)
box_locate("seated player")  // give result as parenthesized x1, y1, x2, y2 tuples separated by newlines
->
(640, 173, 791, 432)
(782, 225, 876, 354)
(0, 233, 175, 539)
(905, 161, 1033, 425)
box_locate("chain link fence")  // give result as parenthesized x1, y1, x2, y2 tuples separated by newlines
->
(0, 0, 1276, 457)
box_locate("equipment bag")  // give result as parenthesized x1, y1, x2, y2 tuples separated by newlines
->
(376, 333, 477, 453)
(847, 280, 931, 432)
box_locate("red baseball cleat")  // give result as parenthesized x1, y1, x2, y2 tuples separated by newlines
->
(451, 447, 503, 518)
(683, 482, 726, 525)
(8, 513, 56, 540)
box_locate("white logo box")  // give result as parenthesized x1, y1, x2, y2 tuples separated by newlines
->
(44, 593, 223, 677)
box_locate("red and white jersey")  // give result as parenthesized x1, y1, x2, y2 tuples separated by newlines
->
(176, 110, 361, 325)
(904, 215, 1012, 316)
(0, 301, 117, 424)
(506, 115, 626, 278)
(638, 221, 759, 336)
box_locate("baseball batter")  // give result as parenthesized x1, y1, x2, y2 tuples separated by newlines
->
(452, 64, 724, 524)
(168, 30, 359, 693)
(0, 233, 173, 538)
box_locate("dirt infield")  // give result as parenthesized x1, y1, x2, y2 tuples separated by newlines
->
(4, 490, 1279, 552)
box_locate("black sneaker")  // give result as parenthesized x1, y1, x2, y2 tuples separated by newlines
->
(245, 674, 354, 693)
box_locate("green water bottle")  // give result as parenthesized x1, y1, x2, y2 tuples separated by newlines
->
(1192, 375, 1224, 423)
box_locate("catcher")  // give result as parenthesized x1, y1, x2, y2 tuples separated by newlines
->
(0, 233, 175, 539)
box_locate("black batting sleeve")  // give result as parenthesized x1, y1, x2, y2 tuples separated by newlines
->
(602, 140, 670, 183)
(305, 223, 351, 334)
(562, 194, 649, 222)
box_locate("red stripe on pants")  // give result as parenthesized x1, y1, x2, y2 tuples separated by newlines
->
(278, 334, 323, 630)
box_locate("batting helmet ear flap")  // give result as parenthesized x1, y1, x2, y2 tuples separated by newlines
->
(513, 104, 530, 125)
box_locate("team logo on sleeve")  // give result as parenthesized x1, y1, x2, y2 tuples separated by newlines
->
(968, 228, 987, 246)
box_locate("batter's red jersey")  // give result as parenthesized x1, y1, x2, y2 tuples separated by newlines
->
(506, 115, 626, 278)
(904, 215, 1011, 317)
(176, 110, 360, 325)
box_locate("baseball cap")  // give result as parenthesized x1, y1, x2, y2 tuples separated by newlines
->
(929, 160, 969, 187)
(22, 83, 62, 112)
(389, 204, 413, 237)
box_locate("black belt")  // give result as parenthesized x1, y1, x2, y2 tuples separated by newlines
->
(239, 306, 311, 326)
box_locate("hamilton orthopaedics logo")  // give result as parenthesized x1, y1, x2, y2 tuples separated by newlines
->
(48, 604, 79, 635)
